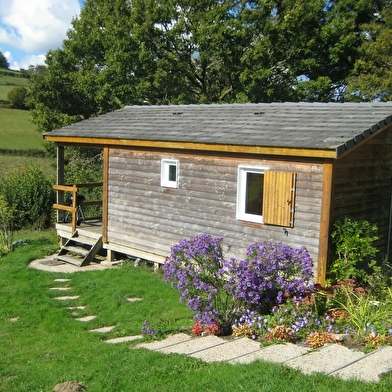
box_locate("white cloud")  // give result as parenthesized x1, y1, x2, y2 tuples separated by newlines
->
(13, 53, 47, 70)
(4, 50, 12, 62)
(0, 0, 80, 53)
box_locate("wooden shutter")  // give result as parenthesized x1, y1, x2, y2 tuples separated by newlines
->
(263, 171, 296, 227)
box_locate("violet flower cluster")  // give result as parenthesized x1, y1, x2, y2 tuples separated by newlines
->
(227, 242, 314, 312)
(163, 234, 236, 326)
(163, 235, 315, 330)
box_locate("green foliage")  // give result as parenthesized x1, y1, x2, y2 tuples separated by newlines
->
(330, 281, 392, 339)
(0, 51, 9, 69)
(0, 166, 54, 230)
(28, 0, 391, 138)
(0, 195, 14, 255)
(329, 216, 379, 284)
(345, 6, 392, 101)
(64, 148, 103, 216)
(7, 86, 28, 109)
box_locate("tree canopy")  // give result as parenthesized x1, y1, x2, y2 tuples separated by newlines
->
(0, 51, 9, 69)
(28, 0, 392, 135)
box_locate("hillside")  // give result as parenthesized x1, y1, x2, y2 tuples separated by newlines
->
(0, 68, 29, 102)
(0, 107, 55, 178)
(0, 108, 42, 150)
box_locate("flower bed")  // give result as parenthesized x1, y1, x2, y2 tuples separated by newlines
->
(158, 234, 392, 352)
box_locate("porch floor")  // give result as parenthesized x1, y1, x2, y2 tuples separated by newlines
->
(55, 217, 166, 266)
(55, 218, 103, 239)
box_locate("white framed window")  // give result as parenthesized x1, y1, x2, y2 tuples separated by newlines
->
(237, 166, 297, 227)
(236, 166, 265, 224)
(161, 159, 179, 188)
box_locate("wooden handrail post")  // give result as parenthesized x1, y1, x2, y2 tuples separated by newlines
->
(52, 182, 103, 231)
(71, 185, 78, 233)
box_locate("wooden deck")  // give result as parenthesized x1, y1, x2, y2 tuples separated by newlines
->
(55, 218, 103, 240)
(55, 218, 165, 266)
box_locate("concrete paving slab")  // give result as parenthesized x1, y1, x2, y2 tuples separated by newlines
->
(89, 326, 116, 333)
(133, 333, 392, 382)
(190, 337, 261, 362)
(29, 255, 116, 273)
(75, 315, 97, 322)
(50, 287, 71, 291)
(156, 335, 226, 355)
(105, 335, 143, 344)
(53, 295, 80, 300)
(54, 278, 71, 282)
(285, 344, 365, 375)
(330, 345, 392, 383)
(230, 342, 310, 364)
(127, 297, 142, 302)
(135, 333, 193, 351)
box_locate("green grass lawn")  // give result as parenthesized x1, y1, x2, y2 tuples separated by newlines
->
(1, 230, 391, 392)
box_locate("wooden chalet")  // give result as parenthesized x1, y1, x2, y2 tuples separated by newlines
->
(44, 102, 392, 284)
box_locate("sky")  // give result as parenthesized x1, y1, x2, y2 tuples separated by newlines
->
(0, 0, 83, 70)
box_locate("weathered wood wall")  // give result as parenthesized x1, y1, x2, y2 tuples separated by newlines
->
(332, 126, 392, 261)
(107, 148, 325, 274)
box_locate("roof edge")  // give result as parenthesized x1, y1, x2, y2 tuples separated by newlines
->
(43, 135, 337, 159)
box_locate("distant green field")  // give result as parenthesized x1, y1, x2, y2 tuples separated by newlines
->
(0, 69, 29, 101)
(0, 107, 56, 179)
(0, 154, 56, 179)
(0, 108, 43, 150)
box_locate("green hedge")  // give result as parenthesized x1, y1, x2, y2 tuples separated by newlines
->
(0, 149, 46, 157)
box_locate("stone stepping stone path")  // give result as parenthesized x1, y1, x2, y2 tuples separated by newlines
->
(135, 333, 392, 383)
(50, 287, 71, 291)
(50, 277, 142, 345)
(76, 315, 97, 322)
(127, 297, 142, 302)
(47, 278, 392, 382)
(105, 335, 143, 344)
(54, 295, 80, 301)
(89, 326, 116, 333)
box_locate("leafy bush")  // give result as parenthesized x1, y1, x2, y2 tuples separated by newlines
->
(7, 86, 28, 109)
(0, 194, 14, 255)
(0, 166, 54, 229)
(163, 235, 314, 332)
(329, 216, 379, 284)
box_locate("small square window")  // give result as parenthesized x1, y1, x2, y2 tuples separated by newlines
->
(161, 159, 179, 188)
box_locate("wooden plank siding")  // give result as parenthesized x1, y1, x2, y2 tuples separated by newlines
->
(332, 126, 392, 261)
(107, 148, 325, 275)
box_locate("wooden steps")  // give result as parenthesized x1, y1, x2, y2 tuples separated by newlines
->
(56, 230, 103, 267)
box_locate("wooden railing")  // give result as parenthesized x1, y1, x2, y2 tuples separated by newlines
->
(53, 182, 103, 233)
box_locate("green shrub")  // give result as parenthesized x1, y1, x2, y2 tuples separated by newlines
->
(0, 166, 54, 229)
(329, 216, 379, 284)
(0, 194, 14, 255)
(7, 86, 28, 109)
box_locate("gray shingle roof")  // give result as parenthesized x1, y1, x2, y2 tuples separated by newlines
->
(45, 102, 392, 157)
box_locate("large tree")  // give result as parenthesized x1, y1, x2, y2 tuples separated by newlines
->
(28, 0, 391, 137)
(0, 51, 9, 69)
(345, 4, 392, 101)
